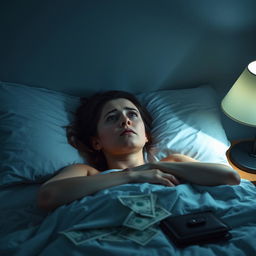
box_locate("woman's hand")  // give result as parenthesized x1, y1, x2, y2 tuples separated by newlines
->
(125, 164, 180, 187)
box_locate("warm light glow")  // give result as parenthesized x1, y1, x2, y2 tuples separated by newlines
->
(221, 61, 256, 127)
(248, 61, 256, 75)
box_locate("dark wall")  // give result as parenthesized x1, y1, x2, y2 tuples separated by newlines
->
(0, 0, 255, 139)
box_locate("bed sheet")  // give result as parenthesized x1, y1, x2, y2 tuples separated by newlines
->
(0, 178, 256, 256)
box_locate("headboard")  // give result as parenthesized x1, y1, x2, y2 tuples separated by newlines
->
(0, 0, 256, 138)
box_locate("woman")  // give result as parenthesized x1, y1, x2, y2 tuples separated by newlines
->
(38, 91, 240, 211)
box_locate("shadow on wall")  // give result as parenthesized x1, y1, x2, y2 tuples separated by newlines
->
(0, 0, 256, 96)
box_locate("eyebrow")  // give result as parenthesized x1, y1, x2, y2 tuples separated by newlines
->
(104, 107, 138, 118)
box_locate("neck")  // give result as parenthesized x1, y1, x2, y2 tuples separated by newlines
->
(105, 150, 145, 170)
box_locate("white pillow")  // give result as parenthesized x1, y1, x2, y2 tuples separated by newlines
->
(0, 81, 85, 187)
(137, 86, 230, 165)
(0, 82, 230, 187)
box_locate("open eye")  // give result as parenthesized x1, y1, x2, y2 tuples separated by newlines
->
(106, 114, 118, 122)
(128, 111, 138, 119)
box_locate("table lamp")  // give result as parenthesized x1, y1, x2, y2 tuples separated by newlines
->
(221, 60, 256, 173)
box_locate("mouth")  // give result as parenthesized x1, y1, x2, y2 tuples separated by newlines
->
(120, 129, 136, 136)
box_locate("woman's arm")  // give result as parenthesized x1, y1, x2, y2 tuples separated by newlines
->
(38, 157, 240, 211)
(37, 164, 180, 212)
(129, 160, 240, 186)
(38, 167, 130, 211)
(160, 153, 198, 163)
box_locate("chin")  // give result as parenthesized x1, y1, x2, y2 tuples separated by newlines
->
(115, 144, 145, 154)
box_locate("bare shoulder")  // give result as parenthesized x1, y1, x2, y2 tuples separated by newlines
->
(60, 164, 100, 176)
(42, 164, 100, 187)
(160, 154, 198, 162)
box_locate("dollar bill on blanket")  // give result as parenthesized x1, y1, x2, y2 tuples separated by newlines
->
(60, 193, 171, 246)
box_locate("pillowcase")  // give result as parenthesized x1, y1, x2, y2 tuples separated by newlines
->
(137, 86, 230, 164)
(0, 81, 85, 187)
(0, 81, 230, 187)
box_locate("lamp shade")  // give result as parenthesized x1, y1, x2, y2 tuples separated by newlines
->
(221, 61, 256, 127)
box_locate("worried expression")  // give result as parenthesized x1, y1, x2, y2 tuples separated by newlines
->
(92, 98, 148, 155)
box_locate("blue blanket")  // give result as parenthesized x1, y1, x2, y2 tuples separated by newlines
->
(1, 178, 256, 256)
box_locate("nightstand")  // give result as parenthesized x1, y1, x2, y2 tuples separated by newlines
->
(226, 140, 256, 185)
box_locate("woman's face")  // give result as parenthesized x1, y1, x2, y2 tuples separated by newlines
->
(92, 98, 148, 155)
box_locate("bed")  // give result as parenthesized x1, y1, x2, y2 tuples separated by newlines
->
(1, 1, 256, 255)
(1, 81, 256, 256)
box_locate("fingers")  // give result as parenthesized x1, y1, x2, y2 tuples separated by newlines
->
(127, 167, 181, 187)
(163, 173, 180, 185)
(159, 178, 176, 187)
(159, 176, 179, 187)
(153, 170, 180, 187)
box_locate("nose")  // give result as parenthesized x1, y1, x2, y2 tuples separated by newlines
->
(120, 114, 131, 127)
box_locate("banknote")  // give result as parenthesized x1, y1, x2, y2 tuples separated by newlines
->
(61, 193, 167, 247)
(118, 226, 159, 246)
(123, 205, 171, 231)
(152, 193, 158, 205)
(118, 194, 155, 217)
(60, 228, 116, 245)
(100, 228, 127, 242)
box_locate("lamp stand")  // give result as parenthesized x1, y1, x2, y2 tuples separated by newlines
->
(229, 137, 256, 174)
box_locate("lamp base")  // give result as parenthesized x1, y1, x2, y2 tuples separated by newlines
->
(229, 141, 256, 174)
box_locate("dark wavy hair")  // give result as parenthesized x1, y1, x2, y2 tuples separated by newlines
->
(66, 90, 153, 171)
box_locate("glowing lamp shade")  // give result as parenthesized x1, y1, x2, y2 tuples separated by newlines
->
(222, 61, 256, 127)
(221, 61, 256, 173)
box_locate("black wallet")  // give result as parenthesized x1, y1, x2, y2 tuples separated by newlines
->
(160, 211, 232, 247)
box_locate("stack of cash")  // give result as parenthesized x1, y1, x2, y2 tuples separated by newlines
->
(60, 193, 171, 246)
